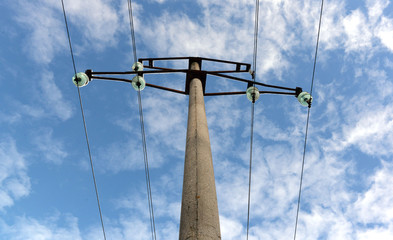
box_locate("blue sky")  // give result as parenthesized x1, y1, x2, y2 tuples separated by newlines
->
(1, 0, 393, 239)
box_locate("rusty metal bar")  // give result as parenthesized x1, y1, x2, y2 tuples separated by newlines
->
(90, 76, 132, 83)
(204, 91, 245, 96)
(204, 91, 297, 96)
(91, 69, 188, 75)
(208, 72, 298, 91)
(145, 83, 186, 95)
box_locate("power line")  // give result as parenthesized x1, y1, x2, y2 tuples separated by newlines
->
(127, 1, 157, 239)
(246, 0, 260, 239)
(137, 90, 157, 240)
(293, 1, 324, 239)
(127, 0, 138, 63)
(76, 87, 107, 240)
(61, 0, 77, 75)
(309, 0, 324, 97)
(60, 1, 107, 239)
(252, 0, 260, 78)
(246, 102, 255, 240)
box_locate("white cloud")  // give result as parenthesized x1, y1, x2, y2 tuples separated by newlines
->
(0, 111, 21, 124)
(94, 90, 186, 173)
(96, 135, 167, 173)
(16, 103, 46, 119)
(33, 128, 68, 164)
(366, 67, 393, 98)
(96, 137, 145, 173)
(354, 161, 393, 224)
(0, 138, 30, 210)
(220, 215, 243, 240)
(343, 10, 373, 52)
(376, 16, 393, 51)
(335, 104, 393, 156)
(0, 214, 82, 240)
(13, 0, 125, 64)
(0, 211, 177, 240)
(319, 62, 393, 157)
(350, 161, 393, 239)
(62, 0, 124, 50)
(1, 211, 178, 240)
(39, 71, 73, 121)
(318, 1, 346, 51)
(1, 70, 73, 123)
(139, 0, 393, 81)
(143, 91, 188, 152)
(206, 96, 244, 157)
(117, 218, 151, 239)
(366, 0, 390, 24)
(140, 3, 253, 61)
(14, 1, 67, 64)
(357, 226, 393, 240)
(295, 206, 354, 240)
(385, 57, 393, 69)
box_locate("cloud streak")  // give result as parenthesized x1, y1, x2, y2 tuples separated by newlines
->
(0, 138, 30, 210)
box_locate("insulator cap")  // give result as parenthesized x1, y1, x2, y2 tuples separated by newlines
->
(72, 72, 90, 87)
(132, 76, 146, 91)
(246, 86, 260, 103)
(132, 62, 143, 72)
(297, 92, 313, 107)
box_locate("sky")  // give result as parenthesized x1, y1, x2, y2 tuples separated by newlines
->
(1, 0, 393, 239)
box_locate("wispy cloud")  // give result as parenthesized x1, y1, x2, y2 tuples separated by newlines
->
(60, 0, 125, 51)
(0, 138, 30, 210)
(354, 161, 393, 224)
(39, 70, 74, 121)
(376, 16, 393, 51)
(94, 89, 188, 172)
(32, 128, 68, 164)
(0, 214, 82, 240)
(14, 0, 67, 65)
(321, 64, 393, 157)
(2, 69, 73, 123)
(140, 2, 254, 61)
(0, 111, 22, 124)
(343, 9, 373, 52)
(13, 0, 127, 64)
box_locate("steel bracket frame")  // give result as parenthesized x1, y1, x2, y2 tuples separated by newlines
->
(86, 56, 302, 97)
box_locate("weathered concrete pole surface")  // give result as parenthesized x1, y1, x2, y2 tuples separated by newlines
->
(179, 62, 221, 240)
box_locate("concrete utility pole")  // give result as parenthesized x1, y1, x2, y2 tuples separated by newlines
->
(179, 61, 221, 240)
(80, 56, 308, 240)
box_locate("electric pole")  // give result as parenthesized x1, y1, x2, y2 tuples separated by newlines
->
(73, 56, 312, 240)
(179, 61, 220, 239)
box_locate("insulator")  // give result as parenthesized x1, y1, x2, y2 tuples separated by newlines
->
(297, 92, 313, 107)
(72, 72, 90, 87)
(132, 62, 143, 72)
(132, 76, 146, 91)
(246, 86, 260, 103)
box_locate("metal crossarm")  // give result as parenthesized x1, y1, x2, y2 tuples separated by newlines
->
(138, 56, 251, 72)
(84, 56, 303, 97)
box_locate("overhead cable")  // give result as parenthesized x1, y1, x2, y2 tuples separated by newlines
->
(246, 101, 255, 240)
(128, 0, 138, 63)
(293, 0, 324, 240)
(127, 1, 157, 239)
(252, 0, 260, 79)
(137, 90, 157, 240)
(60, 0, 107, 239)
(247, 0, 260, 239)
